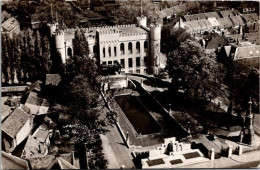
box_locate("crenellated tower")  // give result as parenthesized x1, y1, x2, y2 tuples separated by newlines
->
(54, 29, 66, 63)
(47, 22, 58, 37)
(150, 23, 161, 74)
(137, 16, 147, 27)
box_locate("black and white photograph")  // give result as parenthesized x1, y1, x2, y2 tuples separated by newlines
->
(1, 0, 260, 169)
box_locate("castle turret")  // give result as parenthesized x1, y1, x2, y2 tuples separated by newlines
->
(149, 23, 161, 74)
(47, 22, 58, 37)
(137, 16, 147, 27)
(54, 29, 66, 63)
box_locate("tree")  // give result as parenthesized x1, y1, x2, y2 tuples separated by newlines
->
(166, 40, 225, 100)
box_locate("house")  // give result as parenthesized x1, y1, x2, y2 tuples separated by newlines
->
(2, 106, 33, 153)
(28, 153, 79, 169)
(242, 7, 256, 14)
(1, 17, 20, 38)
(21, 125, 51, 159)
(224, 42, 260, 67)
(202, 33, 228, 52)
(1, 11, 11, 23)
(229, 15, 245, 28)
(216, 17, 234, 29)
(25, 91, 43, 115)
(1, 151, 29, 169)
(45, 74, 61, 86)
(219, 10, 237, 18)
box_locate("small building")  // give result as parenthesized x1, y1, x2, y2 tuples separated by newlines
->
(224, 42, 260, 68)
(21, 125, 51, 159)
(140, 137, 208, 168)
(229, 15, 245, 28)
(1, 17, 20, 38)
(25, 91, 43, 115)
(2, 106, 33, 153)
(1, 151, 29, 169)
(45, 74, 61, 86)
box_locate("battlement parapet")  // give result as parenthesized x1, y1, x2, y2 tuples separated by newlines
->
(54, 29, 64, 36)
(119, 32, 148, 37)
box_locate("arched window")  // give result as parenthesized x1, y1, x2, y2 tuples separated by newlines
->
(128, 42, 132, 54)
(103, 47, 105, 58)
(120, 43, 124, 55)
(114, 46, 117, 56)
(136, 41, 140, 53)
(108, 46, 111, 57)
(67, 47, 72, 57)
(93, 45, 98, 54)
(144, 41, 148, 52)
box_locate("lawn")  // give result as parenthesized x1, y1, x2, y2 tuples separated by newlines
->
(183, 151, 201, 159)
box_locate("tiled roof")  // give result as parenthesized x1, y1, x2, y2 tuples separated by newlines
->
(216, 17, 234, 28)
(242, 14, 254, 23)
(249, 13, 259, 21)
(230, 15, 245, 26)
(1, 11, 11, 21)
(1, 17, 19, 32)
(204, 12, 220, 19)
(45, 74, 61, 86)
(1, 151, 29, 169)
(28, 155, 56, 169)
(22, 135, 47, 159)
(26, 80, 42, 94)
(2, 107, 29, 138)
(1, 104, 11, 122)
(205, 34, 227, 49)
(207, 17, 220, 27)
(57, 158, 77, 169)
(234, 45, 260, 60)
(32, 125, 49, 143)
(219, 10, 236, 18)
(25, 91, 43, 106)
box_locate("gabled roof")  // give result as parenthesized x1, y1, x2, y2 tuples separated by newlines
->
(216, 17, 234, 28)
(1, 17, 19, 32)
(2, 107, 30, 138)
(1, 151, 29, 169)
(230, 15, 245, 26)
(32, 125, 50, 143)
(1, 11, 11, 21)
(207, 17, 220, 27)
(249, 13, 259, 21)
(25, 91, 43, 106)
(26, 80, 42, 94)
(242, 14, 254, 23)
(234, 45, 260, 60)
(205, 34, 227, 49)
(45, 74, 61, 86)
(22, 135, 47, 159)
(204, 12, 220, 19)
(58, 158, 78, 169)
(28, 155, 56, 169)
(219, 10, 235, 18)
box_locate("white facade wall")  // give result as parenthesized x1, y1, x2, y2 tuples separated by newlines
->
(16, 119, 31, 146)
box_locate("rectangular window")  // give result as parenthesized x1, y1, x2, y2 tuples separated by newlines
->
(144, 56, 148, 66)
(114, 46, 117, 56)
(108, 61, 112, 65)
(114, 60, 118, 65)
(128, 58, 133, 68)
(136, 57, 140, 67)
(103, 47, 105, 58)
(120, 59, 125, 68)
(102, 61, 106, 65)
(136, 69, 140, 73)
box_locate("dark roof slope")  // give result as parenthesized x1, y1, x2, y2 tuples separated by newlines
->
(1, 17, 19, 32)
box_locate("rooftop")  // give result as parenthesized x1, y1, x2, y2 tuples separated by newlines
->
(45, 74, 61, 86)
(230, 15, 245, 26)
(1, 151, 29, 169)
(28, 155, 56, 169)
(1, 17, 19, 32)
(234, 45, 260, 60)
(25, 91, 43, 106)
(2, 107, 30, 138)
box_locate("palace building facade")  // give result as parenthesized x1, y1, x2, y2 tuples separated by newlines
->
(48, 16, 162, 74)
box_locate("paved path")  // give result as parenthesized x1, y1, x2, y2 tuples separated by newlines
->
(100, 125, 135, 169)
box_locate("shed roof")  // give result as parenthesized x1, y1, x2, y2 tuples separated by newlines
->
(2, 107, 29, 138)
(219, 10, 235, 18)
(204, 12, 220, 19)
(207, 17, 220, 27)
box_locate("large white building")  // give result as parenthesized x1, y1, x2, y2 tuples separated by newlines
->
(48, 16, 162, 74)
